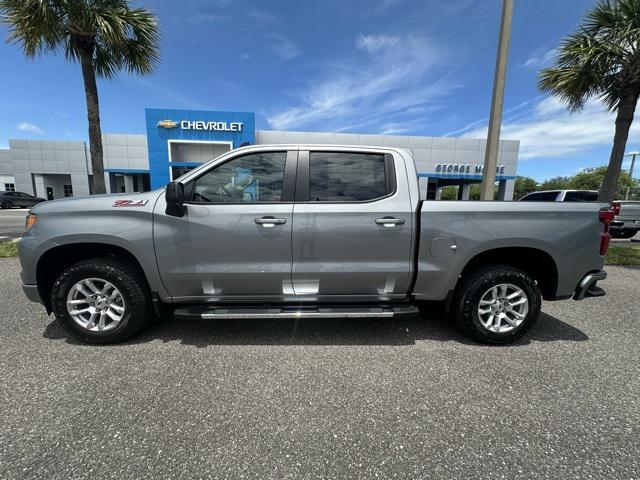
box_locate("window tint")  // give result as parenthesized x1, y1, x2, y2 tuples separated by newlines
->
(308, 152, 388, 202)
(192, 151, 286, 203)
(520, 191, 559, 201)
(564, 191, 598, 202)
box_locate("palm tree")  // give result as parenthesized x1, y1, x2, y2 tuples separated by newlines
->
(0, 0, 160, 194)
(539, 0, 640, 203)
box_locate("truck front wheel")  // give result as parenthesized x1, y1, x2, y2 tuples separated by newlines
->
(51, 257, 152, 344)
(452, 265, 541, 344)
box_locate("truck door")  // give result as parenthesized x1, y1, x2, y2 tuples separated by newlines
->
(291, 149, 413, 299)
(154, 149, 297, 300)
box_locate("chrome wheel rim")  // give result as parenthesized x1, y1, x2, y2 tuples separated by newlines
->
(477, 283, 529, 333)
(66, 278, 126, 332)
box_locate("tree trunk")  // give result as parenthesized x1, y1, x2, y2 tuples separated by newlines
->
(78, 48, 107, 194)
(599, 89, 640, 203)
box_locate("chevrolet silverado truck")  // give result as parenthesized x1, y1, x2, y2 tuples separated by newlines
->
(18, 145, 611, 345)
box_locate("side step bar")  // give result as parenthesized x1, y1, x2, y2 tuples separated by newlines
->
(173, 305, 420, 320)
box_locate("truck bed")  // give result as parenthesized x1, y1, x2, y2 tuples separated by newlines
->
(411, 200, 607, 301)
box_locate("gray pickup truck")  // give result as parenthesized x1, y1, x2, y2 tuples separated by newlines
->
(18, 145, 611, 345)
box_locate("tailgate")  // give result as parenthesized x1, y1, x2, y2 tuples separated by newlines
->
(617, 201, 640, 220)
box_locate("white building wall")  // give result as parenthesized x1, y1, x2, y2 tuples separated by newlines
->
(102, 134, 149, 171)
(6, 139, 90, 196)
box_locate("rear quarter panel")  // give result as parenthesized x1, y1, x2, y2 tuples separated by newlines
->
(413, 201, 607, 301)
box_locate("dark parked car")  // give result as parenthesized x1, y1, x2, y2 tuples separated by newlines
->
(0, 191, 46, 209)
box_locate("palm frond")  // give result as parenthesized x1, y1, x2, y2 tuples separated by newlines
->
(1, 0, 160, 77)
(539, 0, 640, 112)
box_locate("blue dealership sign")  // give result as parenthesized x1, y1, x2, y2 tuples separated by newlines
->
(145, 108, 255, 189)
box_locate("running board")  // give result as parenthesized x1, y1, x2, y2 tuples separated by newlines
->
(173, 305, 420, 320)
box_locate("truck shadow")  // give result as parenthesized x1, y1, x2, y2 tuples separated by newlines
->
(43, 310, 588, 348)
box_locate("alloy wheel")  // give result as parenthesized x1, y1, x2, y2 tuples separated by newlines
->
(477, 283, 529, 333)
(66, 278, 126, 332)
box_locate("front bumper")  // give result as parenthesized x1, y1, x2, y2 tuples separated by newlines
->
(21, 284, 41, 304)
(573, 270, 607, 301)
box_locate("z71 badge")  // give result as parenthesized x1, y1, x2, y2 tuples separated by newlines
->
(113, 199, 149, 207)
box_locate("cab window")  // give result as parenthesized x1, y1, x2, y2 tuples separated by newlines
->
(520, 191, 560, 201)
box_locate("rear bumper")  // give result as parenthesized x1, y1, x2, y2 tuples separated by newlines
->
(573, 270, 607, 301)
(21, 284, 41, 303)
(611, 220, 640, 229)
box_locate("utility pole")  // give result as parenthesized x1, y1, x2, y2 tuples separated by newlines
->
(625, 151, 639, 200)
(480, 0, 514, 200)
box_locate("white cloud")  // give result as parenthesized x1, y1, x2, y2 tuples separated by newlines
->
(523, 48, 557, 69)
(267, 34, 456, 132)
(269, 33, 301, 60)
(17, 122, 44, 134)
(462, 97, 640, 161)
(356, 33, 399, 54)
(443, 95, 544, 137)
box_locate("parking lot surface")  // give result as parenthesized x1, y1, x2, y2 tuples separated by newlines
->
(0, 258, 638, 479)
(0, 209, 28, 240)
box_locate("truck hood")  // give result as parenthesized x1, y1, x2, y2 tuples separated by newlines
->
(30, 190, 164, 215)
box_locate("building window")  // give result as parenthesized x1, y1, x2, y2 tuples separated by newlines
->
(4, 183, 15, 192)
(63, 184, 73, 197)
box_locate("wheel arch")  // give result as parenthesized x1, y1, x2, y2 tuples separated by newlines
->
(36, 243, 151, 314)
(457, 246, 559, 300)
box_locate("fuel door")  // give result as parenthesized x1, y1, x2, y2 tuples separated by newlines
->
(430, 237, 457, 257)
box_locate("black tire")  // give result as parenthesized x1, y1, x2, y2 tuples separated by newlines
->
(610, 228, 638, 239)
(1, 201, 13, 209)
(51, 257, 152, 344)
(452, 264, 541, 344)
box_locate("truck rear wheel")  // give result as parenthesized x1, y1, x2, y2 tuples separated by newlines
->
(51, 257, 152, 344)
(452, 264, 541, 344)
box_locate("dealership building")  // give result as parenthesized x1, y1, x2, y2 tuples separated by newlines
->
(0, 108, 519, 200)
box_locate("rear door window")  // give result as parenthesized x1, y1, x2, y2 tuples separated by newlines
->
(307, 152, 392, 202)
(564, 191, 599, 202)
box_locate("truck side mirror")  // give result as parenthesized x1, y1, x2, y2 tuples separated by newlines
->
(165, 181, 185, 217)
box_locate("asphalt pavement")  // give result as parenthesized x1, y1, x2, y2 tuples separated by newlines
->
(0, 258, 638, 479)
(0, 209, 29, 240)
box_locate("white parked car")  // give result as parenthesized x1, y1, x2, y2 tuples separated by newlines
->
(520, 190, 639, 238)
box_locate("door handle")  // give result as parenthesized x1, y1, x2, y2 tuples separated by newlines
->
(375, 217, 406, 228)
(255, 217, 286, 227)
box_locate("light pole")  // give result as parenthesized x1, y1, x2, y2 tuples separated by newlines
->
(625, 151, 639, 200)
(480, 0, 514, 200)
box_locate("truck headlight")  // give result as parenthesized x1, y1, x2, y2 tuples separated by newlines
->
(25, 214, 37, 230)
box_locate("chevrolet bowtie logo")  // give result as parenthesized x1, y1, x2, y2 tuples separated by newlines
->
(157, 119, 178, 129)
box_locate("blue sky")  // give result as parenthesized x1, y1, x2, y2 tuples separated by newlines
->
(1, 0, 638, 181)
